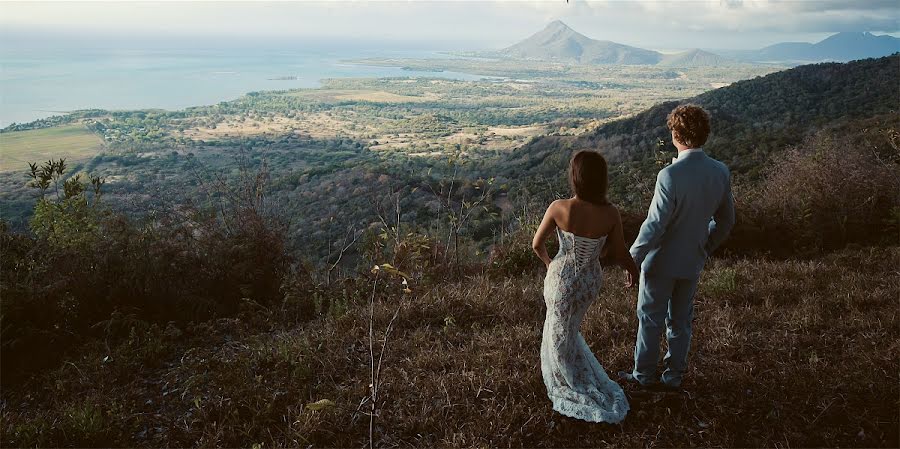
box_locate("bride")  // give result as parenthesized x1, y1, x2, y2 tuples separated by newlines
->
(531, 150, 639, 423)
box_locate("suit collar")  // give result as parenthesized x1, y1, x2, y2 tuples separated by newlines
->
(672, 148, 705, 164)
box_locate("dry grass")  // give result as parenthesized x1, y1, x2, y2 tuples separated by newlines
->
(183, 119, 288, 140)
(0, 124, 103, 172)
(332, 91, 439, 104)
(487, 125, 546, 137)
(2, 247, 898, 447)
(180, 112, 379, 141)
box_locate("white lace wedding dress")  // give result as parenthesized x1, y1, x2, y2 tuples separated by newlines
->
(541, 228, 629, 423)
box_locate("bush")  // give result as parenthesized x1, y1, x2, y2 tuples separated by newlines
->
(729, 131, 898, 254)
(0, 160, 296, 384)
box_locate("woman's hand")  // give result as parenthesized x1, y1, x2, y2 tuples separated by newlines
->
(608, 206, 639, 288)
(624, 264, 639, 288)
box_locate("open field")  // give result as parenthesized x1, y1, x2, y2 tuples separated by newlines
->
(0, 124, 103, 172)
(182, 116, 301, 140)
(332, 90, 439, 103)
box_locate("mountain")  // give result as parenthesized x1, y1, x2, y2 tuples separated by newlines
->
(507, 54, 900, 178)
(659, 49, 732, 67)
(743, 32, 900, 62)
(500, 23, 898, 66)
(499, 20, 663, 65)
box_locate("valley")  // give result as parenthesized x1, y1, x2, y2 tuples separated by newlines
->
(0, 61, 781, 264)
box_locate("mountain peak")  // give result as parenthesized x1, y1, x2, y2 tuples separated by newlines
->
(545, 20, 572, 31)
(501, 21, 663, 65)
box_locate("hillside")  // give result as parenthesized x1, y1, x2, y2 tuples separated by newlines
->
(3, 219, 898, 446)
(739, 31, 900, 62)
(509, 54, 900, 179)
(659, 49, 732, 67)
(500, 20, 663, 65)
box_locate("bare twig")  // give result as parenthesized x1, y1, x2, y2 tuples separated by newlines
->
(367, 270, 379, 449)
(374, 305, 402, 393)
(326, 227, 360, 286)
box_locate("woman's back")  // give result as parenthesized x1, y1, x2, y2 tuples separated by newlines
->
(552, 198, 617, 239)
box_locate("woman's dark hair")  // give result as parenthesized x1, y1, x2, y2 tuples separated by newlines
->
(569, 150, 609, 205)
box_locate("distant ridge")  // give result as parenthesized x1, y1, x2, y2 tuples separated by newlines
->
(658, 49, 732, 67)
(497, 22, 898, 66)
(499, 20, 663, 65)
(738, 32, 900, 62)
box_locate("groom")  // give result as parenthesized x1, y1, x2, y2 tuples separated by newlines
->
(622, 104, 735, 389)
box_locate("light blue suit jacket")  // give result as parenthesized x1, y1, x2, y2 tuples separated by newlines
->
(629, 150, 735, 279)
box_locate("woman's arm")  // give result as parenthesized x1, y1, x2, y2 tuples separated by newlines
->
(608, 207, 640, 288)
(531, 202, 558, 268)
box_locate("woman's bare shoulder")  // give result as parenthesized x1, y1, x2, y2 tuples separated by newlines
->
(548, 198, 571, 212)
(599, 202, 622, 219)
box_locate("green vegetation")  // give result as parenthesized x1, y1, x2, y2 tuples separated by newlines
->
(0, 60, 779, 257)
(502, 55, 900, 217)
(582, 55, 900, 176)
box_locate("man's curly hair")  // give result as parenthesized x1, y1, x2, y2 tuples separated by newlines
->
(666, 104, 711, 148)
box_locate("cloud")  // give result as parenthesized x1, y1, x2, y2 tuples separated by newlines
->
(1, 0, 897, 51)
(565, 0, 900, 35)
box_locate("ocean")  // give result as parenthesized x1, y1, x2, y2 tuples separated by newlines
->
(0, 47, 485, 127)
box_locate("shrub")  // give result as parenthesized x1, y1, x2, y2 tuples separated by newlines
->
(730, 131, 898, 253)
(0, 160, 295, 384)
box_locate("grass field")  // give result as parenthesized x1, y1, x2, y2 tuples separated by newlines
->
(286, 89, 437, 104)
(0, 124, 103, 173)
(332, 90, 438, 103)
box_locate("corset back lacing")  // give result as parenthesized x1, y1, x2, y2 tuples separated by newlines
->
(559, 229, 605, 276)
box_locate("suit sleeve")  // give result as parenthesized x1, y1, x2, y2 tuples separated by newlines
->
(705, 169, 735, 255)
(630, 169, 676, 267)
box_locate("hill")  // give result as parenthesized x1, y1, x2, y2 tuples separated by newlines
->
(499, 20, 663, 65)
(659, 48, 732, 67)
(509, 54, 900, 179)
(740, 32, 900, 63)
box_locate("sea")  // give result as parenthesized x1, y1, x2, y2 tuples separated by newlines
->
(0, 42, 487, 128)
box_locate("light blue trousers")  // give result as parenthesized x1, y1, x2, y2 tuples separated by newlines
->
(632, 272, 700, 387)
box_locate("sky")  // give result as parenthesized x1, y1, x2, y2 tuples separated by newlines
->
(1, 0, 898, 51)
